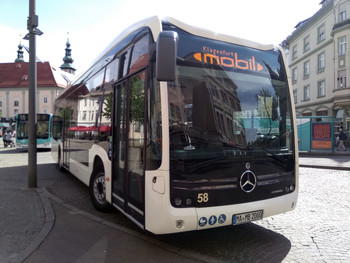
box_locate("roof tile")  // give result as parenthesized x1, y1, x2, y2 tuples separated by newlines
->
(0, 62, 58, 88)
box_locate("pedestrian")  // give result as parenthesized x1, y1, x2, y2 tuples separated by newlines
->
(2, 130, 7, 145)
(337, 128, 347, 151)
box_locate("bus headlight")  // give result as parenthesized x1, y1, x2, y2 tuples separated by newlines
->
(174, 197, 182, 206)
(174, 197, 193, 207)
(185, 198, 193, 206)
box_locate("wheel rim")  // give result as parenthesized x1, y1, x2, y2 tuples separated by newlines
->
(93, 172, 106, 205)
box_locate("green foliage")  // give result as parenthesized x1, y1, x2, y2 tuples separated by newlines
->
(59, 106, 73, 129)
(102, 92, 113, 120)
(130, 76, 144, 123)
(100, 75, 145, 123)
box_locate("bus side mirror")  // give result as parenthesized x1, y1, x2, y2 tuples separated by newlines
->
(156, 31, 178, 82)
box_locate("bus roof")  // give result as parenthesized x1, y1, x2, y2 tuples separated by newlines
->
(89, 16, 162, 69)
(163, 17, 275, 51)
(76, 16, 276, 84)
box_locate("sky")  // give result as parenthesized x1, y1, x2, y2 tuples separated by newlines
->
(0, 0, 321, 77)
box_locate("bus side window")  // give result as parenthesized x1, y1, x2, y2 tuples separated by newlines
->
(129, 34, 149, 75)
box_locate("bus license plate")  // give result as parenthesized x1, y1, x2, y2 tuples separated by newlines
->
(232, 210, 263, 225)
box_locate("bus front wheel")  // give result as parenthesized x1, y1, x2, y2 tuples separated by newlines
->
(89, 165, 112, 212)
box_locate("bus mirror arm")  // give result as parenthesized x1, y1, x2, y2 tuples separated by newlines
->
(156, 31, 179, 82)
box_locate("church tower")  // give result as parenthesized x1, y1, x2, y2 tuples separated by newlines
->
(60, 35, 76, 75)
(15, 42, 24, 62)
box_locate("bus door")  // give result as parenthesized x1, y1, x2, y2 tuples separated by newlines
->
(112, 71, 146, 226)
(63, 130, 70, 169)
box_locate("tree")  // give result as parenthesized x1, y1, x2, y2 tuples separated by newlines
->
(59, 106, 73, 129)
(130, 76, 144, 123)
(102, 92, 113, 120)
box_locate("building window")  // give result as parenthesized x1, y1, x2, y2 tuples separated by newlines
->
(302, 112, 312, 116)
(293, 90, 298, 104)
(220, 91, 228, 105)
(339, 11, 347, 22)
(0, 101, 2, 107)
(316, 110, 328, 116)
(318, 24, 325, 43)
(304, 36, 310, 53)
(14, 100, 19, 107)
(43, 97, 48, 104)
(339, 36, 346, 56)
(292, 67, 298, 83)
(215, 110, 225, 132)
(292, 45, 298, 60)
(339, 2, 347, 22)
(208, 82, 219, 98)
(82, 111, 87, 121)
(318, 52, 325, 72)
(303, 86, 310, 101)
(303, 61, 310, 78)
(318, 80, 326, 97)
(338, 70, 346, 89)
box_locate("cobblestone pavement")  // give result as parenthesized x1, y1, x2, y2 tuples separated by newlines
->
(1, 147, 349, 262)
(256, 168, 350, 262)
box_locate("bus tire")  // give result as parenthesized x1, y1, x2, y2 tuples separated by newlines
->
(89, 165, 112, 212)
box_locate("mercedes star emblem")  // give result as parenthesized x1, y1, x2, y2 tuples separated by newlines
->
(240, 170, 257, 193)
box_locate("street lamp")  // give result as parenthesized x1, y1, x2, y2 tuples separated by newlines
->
(24, 1, 43, 188)
(23, 27, 43, 40)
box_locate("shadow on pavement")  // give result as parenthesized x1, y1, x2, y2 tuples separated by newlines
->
(157, 223, 291, 263)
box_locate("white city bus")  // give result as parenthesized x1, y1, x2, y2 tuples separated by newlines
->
(52, 16, 298, 234)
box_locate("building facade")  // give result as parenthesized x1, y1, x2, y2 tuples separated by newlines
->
(0, 61, 71, 121)
(282, 0, 350, 136)
(0, 41, 75, 125)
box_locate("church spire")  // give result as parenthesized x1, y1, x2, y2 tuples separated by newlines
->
(15, 42, 24, 62)
(60, 33, 76, 75)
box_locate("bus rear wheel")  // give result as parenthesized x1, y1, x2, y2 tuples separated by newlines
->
(89, 165, 112, 212)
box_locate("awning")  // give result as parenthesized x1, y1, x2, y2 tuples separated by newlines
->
(100, 125, 111, 132)
(67, 126, 86, 131)
(67, 125, 110, 132)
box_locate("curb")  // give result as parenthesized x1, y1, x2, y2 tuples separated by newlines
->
(299, 164, 350, 171)
(9, 188, 55, 263)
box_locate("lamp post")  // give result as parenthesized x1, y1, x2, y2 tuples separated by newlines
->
(24, 0, 43, 188)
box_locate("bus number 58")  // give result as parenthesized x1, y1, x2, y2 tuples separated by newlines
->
(197, 193, 209, 203)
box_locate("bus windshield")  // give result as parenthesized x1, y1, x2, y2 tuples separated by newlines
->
(168, 29, 294, 163)
(17, 115, 50, 140)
